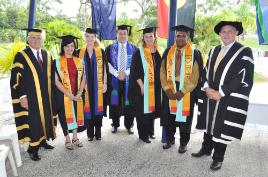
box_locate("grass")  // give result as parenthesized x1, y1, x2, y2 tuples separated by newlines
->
(239, 36, 268, 51)
(254, 72, 268, 83)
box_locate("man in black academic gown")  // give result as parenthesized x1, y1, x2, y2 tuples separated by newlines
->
(10, 28, 55, 161)
(192, 21, 254, 171)
(160, 25, 203, 153)
(105, 25, 137, 134)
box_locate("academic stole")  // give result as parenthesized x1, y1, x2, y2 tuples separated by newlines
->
(140, 47, 155, 113)
(56, 56, 84, 127)
(166, 41, 193, 122)
(110, 42, 133, 106)
(79, 47, 103, 119)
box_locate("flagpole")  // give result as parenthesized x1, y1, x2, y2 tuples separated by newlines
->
(167, 0, 177, 47)
(28, 0, 37, 28)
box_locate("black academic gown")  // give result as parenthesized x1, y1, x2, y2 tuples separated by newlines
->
(129, 49, 162, 123)
(196, 42, 254, 144)
(128, 48, 162, 140)
(10, 47, 56, 147)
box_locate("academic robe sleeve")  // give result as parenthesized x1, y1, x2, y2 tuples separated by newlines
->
(219, 47, 254, 97)
(128, 49, 143, 106)
(10, 53, 27, 99)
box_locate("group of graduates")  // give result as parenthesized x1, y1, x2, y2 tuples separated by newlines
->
(10, 20, 254, 171)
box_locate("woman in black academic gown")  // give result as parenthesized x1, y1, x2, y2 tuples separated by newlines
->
(54, 35, 86, 150)
(77, 28, 108, 141)
(129, 27, 162, 143)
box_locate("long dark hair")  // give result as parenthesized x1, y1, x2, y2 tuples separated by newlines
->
(59, 38, 78, 57)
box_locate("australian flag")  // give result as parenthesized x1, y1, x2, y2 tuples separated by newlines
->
(91, 0, 116, 40)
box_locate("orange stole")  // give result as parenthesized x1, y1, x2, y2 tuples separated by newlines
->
(166, 42, 193, 116)
(59, 56, 84, 126)
(79, 47, 104, 115)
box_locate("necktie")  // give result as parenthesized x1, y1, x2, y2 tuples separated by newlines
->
(175, 49, 181, 77)
(119, 44, 126, 71)
(214, 46, 227, 76)
(36, 50, 43, 70)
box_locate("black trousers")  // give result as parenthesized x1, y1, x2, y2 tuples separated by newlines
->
(27, 139, 46, 154)
(136, 117, 150, 141)
(149, 119, 155, 136)
(110, 81, 134, 129)
(86, 117, 102, 138)
(201, 133, 227, 162)
(165, 113, 192, 146)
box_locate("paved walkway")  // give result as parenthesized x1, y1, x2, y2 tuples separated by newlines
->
(4, 118, 268, 177)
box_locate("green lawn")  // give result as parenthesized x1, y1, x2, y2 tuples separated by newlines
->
(254, 72, 268, 83)
(239, 36, 268, 51)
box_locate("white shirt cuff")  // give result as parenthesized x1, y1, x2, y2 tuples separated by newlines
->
(125, 69, 130, 76)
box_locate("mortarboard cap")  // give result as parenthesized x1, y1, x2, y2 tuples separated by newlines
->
(58, 35, 79, 49)
(117, 25, 132, 36)
(22, 28, 43, 36)
(85, 28, 97, 34)
(171, 25, 194, 32)
(139, 27, 158, 34)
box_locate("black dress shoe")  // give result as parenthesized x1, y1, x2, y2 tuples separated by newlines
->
(96, 137, 102, 140)
(88, 137, 94, 141)
(111, 127, 117, 133)
(178, 145, 187, 153)
(191, 150, 211, 157)
(149, 135, 156, 139)
(163, 143, 172, 149)
(142, 139, 151, 143)
(127, 128, 134, 134)
(28, 152, 41, 161)
(210, 160, 223, 171)
(42, 142, 54, 150)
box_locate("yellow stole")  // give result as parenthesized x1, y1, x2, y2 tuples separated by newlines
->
(166, 41, 193, 116)
(142, 46, 155, 112)
(59, 56, 84, 126)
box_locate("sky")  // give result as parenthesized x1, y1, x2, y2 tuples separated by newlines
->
(54, 1, 141, 19)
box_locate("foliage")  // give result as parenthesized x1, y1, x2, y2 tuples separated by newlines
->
(43, 20, 83, 58)
(0, 39, 26, 77)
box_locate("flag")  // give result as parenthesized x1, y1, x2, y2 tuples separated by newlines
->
(157, 0, 196, 39)
(91, 0, 116, 40)
(256, 0, 268, 45)
(176, 0, 196, 40)
(157, 0, 169, 39)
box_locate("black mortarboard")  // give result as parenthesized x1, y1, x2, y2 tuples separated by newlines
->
(85, 28, 97, 34)
(214, 21, 243, 35)
(58, 35, 79, 49)
(139, 27, 158, 34)
(22, 28, 43, 35)
(171, 25, 194, 32)
(117, 25, 132, 36)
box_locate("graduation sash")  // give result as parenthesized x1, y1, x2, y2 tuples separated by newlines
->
(110, 42, 134, 106)
(166, 41, 193, 122)
(56, 56, 84, 129)
(140, 47, 155, 113)
(79, 47, 104, 119)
